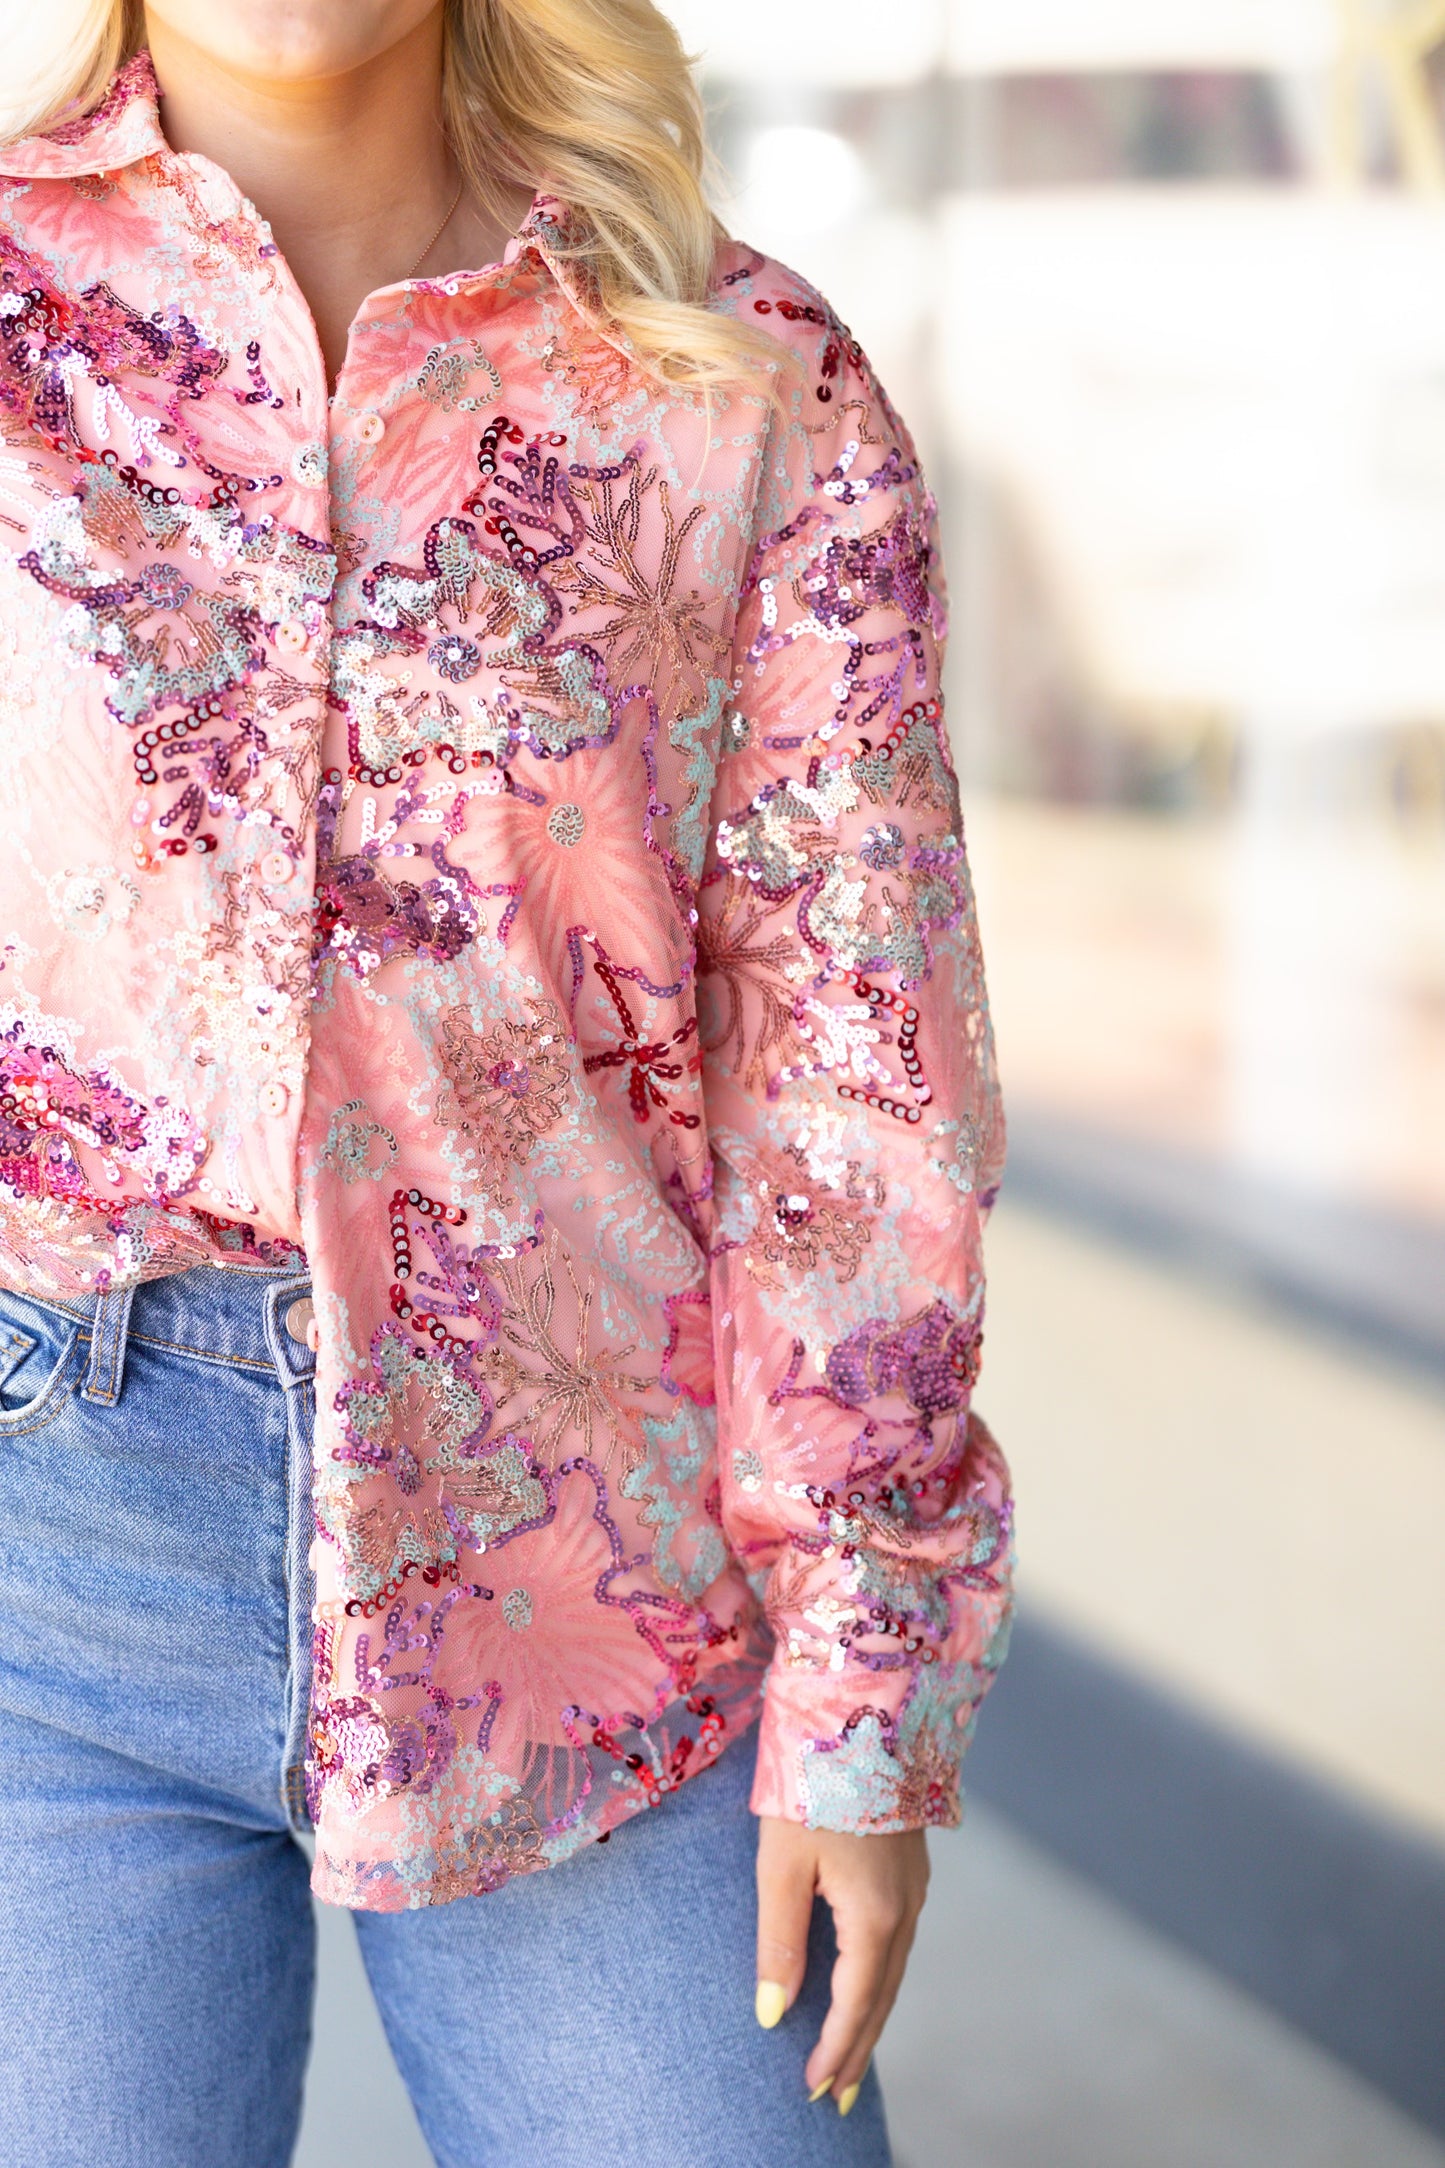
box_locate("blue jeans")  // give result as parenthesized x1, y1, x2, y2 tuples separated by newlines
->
(0, 1266, 891, 2168)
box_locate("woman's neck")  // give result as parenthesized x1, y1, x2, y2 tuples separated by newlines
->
(144, 10, 531, 387)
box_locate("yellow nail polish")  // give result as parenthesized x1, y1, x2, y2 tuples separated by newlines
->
(808, 2079, 835, 2104)
(837, 2082, 862, 2118)
(755, 1980, 787, 2030)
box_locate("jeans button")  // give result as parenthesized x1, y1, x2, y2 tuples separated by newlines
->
(285, 1297, 319, 1351)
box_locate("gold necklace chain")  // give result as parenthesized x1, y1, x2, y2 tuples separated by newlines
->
(405, 172, 464, 279)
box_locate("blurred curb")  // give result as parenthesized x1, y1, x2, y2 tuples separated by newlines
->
(967, 1610, 1445, 2139)
(1001, 1105, 1445, 1385)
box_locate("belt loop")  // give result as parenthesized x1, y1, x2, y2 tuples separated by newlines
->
(81, 1283, 136, 1406)
(265, 1276, 317, 1390)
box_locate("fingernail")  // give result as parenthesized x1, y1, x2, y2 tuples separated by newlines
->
(808, 2078, 835, 2103)
(755, 1980, 787, 2030)
(837, 2081, 862, 2118)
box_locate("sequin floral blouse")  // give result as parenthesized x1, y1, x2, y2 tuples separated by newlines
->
(0, 55, 1013, 1910)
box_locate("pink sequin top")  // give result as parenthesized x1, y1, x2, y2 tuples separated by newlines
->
(0, 56, 1013, 1908)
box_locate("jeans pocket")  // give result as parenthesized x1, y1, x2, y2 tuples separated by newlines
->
(0, 1290, 83, 1433)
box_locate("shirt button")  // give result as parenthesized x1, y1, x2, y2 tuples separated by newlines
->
(259, 1078, 290, 1118)
(261, 850, 296, 887)
(276, 618, 309, 654)
(357, 411, 385, 444)
(285, 1297, 320, 1351)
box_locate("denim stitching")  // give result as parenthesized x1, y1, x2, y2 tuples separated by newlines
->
(0, 1330, 84, 1437)
(80, 1286, 134, 1407)
(88, 1333, 280, 1375)
(2, 1303, 293, 1377)
(5, 1288, 313, 1376)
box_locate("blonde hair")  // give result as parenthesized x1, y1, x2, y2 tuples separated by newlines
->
(7, 0, 785, 397)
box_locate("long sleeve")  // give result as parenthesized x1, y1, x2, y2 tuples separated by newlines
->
(698, 272, 1014, 1832)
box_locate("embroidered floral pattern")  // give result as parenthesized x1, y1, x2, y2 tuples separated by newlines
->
(434, 998, 570, 1190)
(0, 55, 1012, 1911)
(731, 1139, 883, 1292)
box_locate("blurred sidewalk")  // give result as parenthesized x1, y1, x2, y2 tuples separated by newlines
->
(981, 1197, 1445, 1839)
(882, 1805, 1445, 2168)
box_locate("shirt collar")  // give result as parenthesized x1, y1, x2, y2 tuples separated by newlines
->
(0, 50, 167, 178)
(0, 50, 602, 331)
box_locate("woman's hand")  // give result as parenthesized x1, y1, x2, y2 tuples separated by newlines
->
(754, 1814, 930, 2114)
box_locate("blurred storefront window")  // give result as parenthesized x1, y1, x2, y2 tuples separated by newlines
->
(666, 0, 1445, 1352)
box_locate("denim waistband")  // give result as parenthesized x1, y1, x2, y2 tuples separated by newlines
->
(17, 1264, 316, 1384)
(0, 1261, 320, 1834)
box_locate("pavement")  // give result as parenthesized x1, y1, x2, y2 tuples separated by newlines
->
(977, 1197, 1445, 1847)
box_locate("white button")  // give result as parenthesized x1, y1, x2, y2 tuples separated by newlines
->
(276, 618, 308, 653)
(261, 850, 295, 886)
(285, 1297, 320, 1351)
(357, 411, 385, 444)
(259, 1079, 290, 1117)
